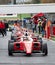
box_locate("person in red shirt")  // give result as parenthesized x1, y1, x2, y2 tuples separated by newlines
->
(0, 21, 5, 37)
(33, 18, 38, 33)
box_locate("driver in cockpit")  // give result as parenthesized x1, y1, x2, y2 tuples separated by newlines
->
(25, 30, 28, 36)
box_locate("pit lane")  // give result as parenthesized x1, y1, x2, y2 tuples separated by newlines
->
(0, 32, 55, 65)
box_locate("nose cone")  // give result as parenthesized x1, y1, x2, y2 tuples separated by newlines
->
(24, 41, 33, 54)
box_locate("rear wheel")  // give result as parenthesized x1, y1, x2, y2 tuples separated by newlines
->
(42, 43, 48, 56)
(8, 40, 14, 56)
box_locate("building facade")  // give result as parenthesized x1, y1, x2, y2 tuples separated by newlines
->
(41, 0, 55, 3)
(0, 0, 11, 4)
(0, 0, 32, 4)
(0, 0, 55, 4)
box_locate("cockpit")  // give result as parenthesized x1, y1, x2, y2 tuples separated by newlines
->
(23, 37, 29, 41)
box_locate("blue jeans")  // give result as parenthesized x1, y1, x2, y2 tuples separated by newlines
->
(42, 30, 45, 37)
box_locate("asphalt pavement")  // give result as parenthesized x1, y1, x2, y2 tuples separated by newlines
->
(0, 32, 55, 65)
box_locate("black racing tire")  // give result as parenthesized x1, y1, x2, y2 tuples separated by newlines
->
(39, 38, 42, 43)
(11, 36, 14, 40)
(8, 40, 14, 56)
(11, 35, 16, 42)
(38, 38, 42, 50)
(39, 38, 42, 40)
(42, 43, 48, 56)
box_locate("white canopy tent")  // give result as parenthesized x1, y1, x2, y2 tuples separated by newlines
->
(0, 4, 55, 14)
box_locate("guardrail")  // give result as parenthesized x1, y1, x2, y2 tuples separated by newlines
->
(0, 4, 55, 14)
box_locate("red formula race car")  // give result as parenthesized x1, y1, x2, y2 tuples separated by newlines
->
(8, 34, 48, 56)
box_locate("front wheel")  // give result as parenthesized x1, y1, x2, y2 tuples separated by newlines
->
(8, 40, 14, 56)
(42, 43, 48, 56)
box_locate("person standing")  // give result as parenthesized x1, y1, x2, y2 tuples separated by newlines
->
(32, 22, 35, 33)
(14, 20, 21, 31)
(33, 18, 38, 33)
(0, 21, 5, 37)
(3, 19, 8, 36)
(42, 20, 46, 37)
(38, 20, 42, 34)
